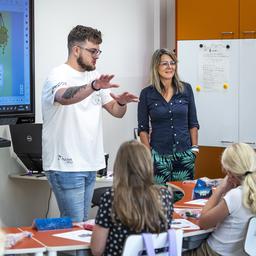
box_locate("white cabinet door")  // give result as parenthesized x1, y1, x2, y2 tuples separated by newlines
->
(239, 39, 256, 147)
(177, 40, 239, 147)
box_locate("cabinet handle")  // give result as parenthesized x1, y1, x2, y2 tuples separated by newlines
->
(220, 140, 234, 144)
(243, 142, 256, 145)
(221, 32, 234, 35)
(242, 31, 256, 34)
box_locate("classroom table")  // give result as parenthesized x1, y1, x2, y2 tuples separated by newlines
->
(3, 227, 46, 256)
(170, 181, 214, 250)
(2, 181, 213, 255)
(20, 226, 90, 256)
(16, 223, 211, 255)
(170, 181, 203, 208)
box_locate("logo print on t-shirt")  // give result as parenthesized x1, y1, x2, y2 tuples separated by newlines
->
(58, 154, 73, 164)
(91, 92, 101, 105)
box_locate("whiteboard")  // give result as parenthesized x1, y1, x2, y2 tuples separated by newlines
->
(177, 40, 240, 147)
(239, 40, 256, 146)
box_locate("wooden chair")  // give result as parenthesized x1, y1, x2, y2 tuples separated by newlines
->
(244, 216, 256, 256)
(122, 229, 183, 256)
(167, 183, 185, 203)
(167, 183, 185, 195)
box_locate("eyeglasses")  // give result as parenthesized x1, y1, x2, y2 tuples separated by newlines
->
(159, 60, 177, 67)
(77, 46, 102, 57)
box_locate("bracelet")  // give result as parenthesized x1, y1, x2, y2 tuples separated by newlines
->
(91, 80, 100, 91)
(191, 147, 199, 153)
(191, 145, 199, 153)
(117, 101, 126, 107)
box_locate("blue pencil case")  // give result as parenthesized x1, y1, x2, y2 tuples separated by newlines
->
(34, 217, 72, 231)
(192, 179, 212, 200)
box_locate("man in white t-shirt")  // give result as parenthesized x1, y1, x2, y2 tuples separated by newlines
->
(41, 25, 138, 222)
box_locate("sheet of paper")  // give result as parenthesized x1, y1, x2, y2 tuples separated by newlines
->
(198, 42, 230, 92)
(174, 208, 201, 219)
(171, 219, 200, 230)
(53, 229, 92, 243)
(184, 199, 208, 206)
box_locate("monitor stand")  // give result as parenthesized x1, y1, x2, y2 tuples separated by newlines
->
(0, 137, 11, 148)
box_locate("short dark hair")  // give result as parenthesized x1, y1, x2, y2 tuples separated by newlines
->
(67, 25, 102, 53)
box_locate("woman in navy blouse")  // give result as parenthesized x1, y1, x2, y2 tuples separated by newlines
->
(137, 48, 199, 186)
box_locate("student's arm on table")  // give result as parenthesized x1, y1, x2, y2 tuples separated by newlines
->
(199, 176, 233, 230)
(91, 224, 109, 256)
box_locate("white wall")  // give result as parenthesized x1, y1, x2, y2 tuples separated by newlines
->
(34, 0, 157, 169)
(0, 0, 175, 226)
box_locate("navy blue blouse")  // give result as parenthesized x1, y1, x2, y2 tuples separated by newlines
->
(137, 82, 199, 154)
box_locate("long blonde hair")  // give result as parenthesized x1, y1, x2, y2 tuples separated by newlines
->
(221, 143, 256, 214)
(112, 140, 168, 233)
(150, 48, 184, 94)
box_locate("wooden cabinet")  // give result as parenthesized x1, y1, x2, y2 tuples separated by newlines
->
(176, 0, 239, 40)
(176, 0, 256, 40)
(195, 146, 224, 179)
(240, 0, 256, 38)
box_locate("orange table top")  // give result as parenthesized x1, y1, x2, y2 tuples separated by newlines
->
(20, 226, 90, 250)
(169, 181, 205, 209)
(3, 227, 46, 254)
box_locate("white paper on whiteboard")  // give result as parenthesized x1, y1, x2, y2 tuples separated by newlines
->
(199, 43, 230, 92)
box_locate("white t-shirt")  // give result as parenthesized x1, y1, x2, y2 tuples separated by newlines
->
(41, 64, 112, 172)
(207, 186, 254, 256)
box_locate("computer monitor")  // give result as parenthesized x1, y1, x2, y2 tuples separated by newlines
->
(9, 123, 42, 174)
(0, 0, 35, 148)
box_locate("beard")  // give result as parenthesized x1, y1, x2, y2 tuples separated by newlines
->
(77, 56, 95, 71)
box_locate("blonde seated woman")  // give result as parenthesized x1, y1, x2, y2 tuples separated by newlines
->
(91, 140, 174, 256)
(183, 143, 256, 256)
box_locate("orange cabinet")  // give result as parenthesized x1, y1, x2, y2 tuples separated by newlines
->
(240, 0, 256, 38)
(176, 0, 239, 40)
(176, 0, 256, 40)
(195, 147, 225, 179)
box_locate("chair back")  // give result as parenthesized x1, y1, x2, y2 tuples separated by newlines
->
(122, 229, 183, 256)
(244, 216, 256, 256)
(91, 186, 111, 207)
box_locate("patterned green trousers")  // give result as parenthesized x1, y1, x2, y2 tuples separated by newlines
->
(152, 149, 196, 201)
(152, 148, 196, 184)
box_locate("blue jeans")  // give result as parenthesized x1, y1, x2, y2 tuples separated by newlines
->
(45, 171, 96, 222)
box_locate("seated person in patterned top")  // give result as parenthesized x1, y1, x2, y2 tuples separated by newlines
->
(91, 140, 174, 256)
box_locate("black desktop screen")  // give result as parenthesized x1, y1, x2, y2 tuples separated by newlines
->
(9, 123, 43, 173)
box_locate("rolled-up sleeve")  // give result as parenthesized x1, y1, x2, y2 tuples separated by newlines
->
(187, 83, 200, 129)
(137, 89, 150, 134)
